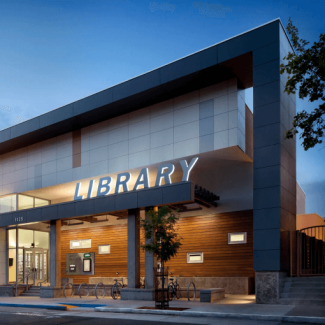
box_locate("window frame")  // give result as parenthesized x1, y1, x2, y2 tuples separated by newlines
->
(186, 252, 204, 264)
(227, 232, 247, 244)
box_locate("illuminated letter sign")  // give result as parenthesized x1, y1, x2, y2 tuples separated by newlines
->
(97, 177, 112, 196)
(180, 157, 199, 181)
(74, 182, 84, 200)
(133, 168, 149, 190)
(155, 163, 175, 186)
(73, 157, 198, 200)
(115, 172, 131, 194)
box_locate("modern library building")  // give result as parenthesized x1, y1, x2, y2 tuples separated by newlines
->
(0, 19, 305, 304)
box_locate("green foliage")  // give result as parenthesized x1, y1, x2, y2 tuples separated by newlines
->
(140, 206, 182, 263)
(280, 18, 325, 150)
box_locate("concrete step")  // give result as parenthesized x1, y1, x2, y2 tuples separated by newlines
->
(285, 277, 325, 283)
(282, 287, 325, 294)
(280, 292, 325, 299)
(20, 292, 40, 297)
(26, 288, 40, 291)
(283, 282, 325, 289)
(279, 298, 325, 306)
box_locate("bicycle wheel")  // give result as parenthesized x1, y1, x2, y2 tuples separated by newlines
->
(167, 284, 174, 301)
(112, 283, 120, 299)
(175, 284, 181, 299)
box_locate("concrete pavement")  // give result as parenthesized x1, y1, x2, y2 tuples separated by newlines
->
(0, 294, 325, 324)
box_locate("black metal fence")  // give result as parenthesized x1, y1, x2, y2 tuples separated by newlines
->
(298, 226, 325, 276)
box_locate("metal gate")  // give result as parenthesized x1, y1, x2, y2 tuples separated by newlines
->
(297, 226, 325, 276)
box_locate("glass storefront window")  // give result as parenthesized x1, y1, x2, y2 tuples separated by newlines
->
(8, 229, 16, 248)
(8, 248, 16, 283)
(0, 195, 17, 213)
(34, 198, 49, 208)
(18, 229, 33, 248)
(18, 248, 23, 283)
(35, 231, 49, 249)
(8, 229, 50, 284)
(18, 195, 34, 210)
(0, 194, 50, 214)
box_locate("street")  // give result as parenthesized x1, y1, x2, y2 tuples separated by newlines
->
(0, 307, 314, 325)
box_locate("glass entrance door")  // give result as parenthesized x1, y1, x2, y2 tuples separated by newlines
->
(23, 248, 49, 285)
(24, 249, 34, 284)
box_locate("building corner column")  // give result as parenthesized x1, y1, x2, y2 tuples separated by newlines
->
(252, 22, 296, 304)
(145, 206, 157, 291)
(127, 208, 140, 288)
(55, 220, 61, 287)
(47, 219, 61, 298)
(255, 271, 286, 304)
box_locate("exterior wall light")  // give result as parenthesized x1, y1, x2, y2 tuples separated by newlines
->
(228, 232, 247, 244)
(187, 252, 204, 264)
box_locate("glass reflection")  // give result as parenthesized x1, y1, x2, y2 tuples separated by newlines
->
(0, 194, 50, 214)
(0, 195, 17, 213)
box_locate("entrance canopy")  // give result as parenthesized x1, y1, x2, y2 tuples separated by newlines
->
(0, 182, 194, 227)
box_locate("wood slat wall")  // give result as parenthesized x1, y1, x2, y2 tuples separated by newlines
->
(164, 210, 254, 277)
(61, 224, 128, 284)
(60, 210, 253, 283)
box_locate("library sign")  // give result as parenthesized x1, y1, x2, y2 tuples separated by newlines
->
(74, 157, 198, 200)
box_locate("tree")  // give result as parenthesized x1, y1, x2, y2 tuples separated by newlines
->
(140, 206, 182, 305)
(280, 18, 325, 151)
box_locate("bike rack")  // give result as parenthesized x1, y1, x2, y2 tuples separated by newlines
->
(78, 283, 89, 298)
(187, 282, 196, 301)
(95, 282, 106, 299)
(63, 282, 74, 298)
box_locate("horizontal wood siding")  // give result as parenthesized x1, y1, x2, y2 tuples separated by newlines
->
(60, 210, 253, 283)
(61, 224, 128, 284)
(164, 210, 254, 277)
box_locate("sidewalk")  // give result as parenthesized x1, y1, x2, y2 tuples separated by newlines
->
(0, 295, 325, 324)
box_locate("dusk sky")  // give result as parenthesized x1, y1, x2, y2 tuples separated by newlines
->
(0, 0, 324, 216)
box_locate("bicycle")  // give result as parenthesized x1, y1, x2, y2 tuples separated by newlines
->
(111, 278, 125, 299)
(167, 277, 181, 300)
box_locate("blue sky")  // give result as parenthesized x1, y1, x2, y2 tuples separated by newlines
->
(0, 0, 324, 216)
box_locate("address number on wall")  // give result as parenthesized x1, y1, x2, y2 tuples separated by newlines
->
(14, 217, 24, 223)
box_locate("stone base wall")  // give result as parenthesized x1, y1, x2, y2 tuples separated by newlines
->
(121, 288, 155, 300)
(177, 277, 254, 295)
(255, 272, 287, 304)
(89, 277, 129, 285)
(0, 286, 27, 297)
(61, 278, 73, 286)
(40, 287, 64, 298)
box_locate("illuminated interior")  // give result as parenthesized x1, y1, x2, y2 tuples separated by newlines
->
(0, 194, 49, 213)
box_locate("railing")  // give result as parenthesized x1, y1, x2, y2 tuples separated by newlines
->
(25, 271, 33, 292)
(298, 226, 325, 276)
(37, 276, 50, 287)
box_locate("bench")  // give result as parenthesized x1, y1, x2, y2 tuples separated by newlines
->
(200, 288, 225, 302)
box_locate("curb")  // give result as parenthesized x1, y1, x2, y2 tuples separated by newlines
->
(58, 303, 107, 308)
(0, 303, 67, 311)
(95, 307, 325, 324)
